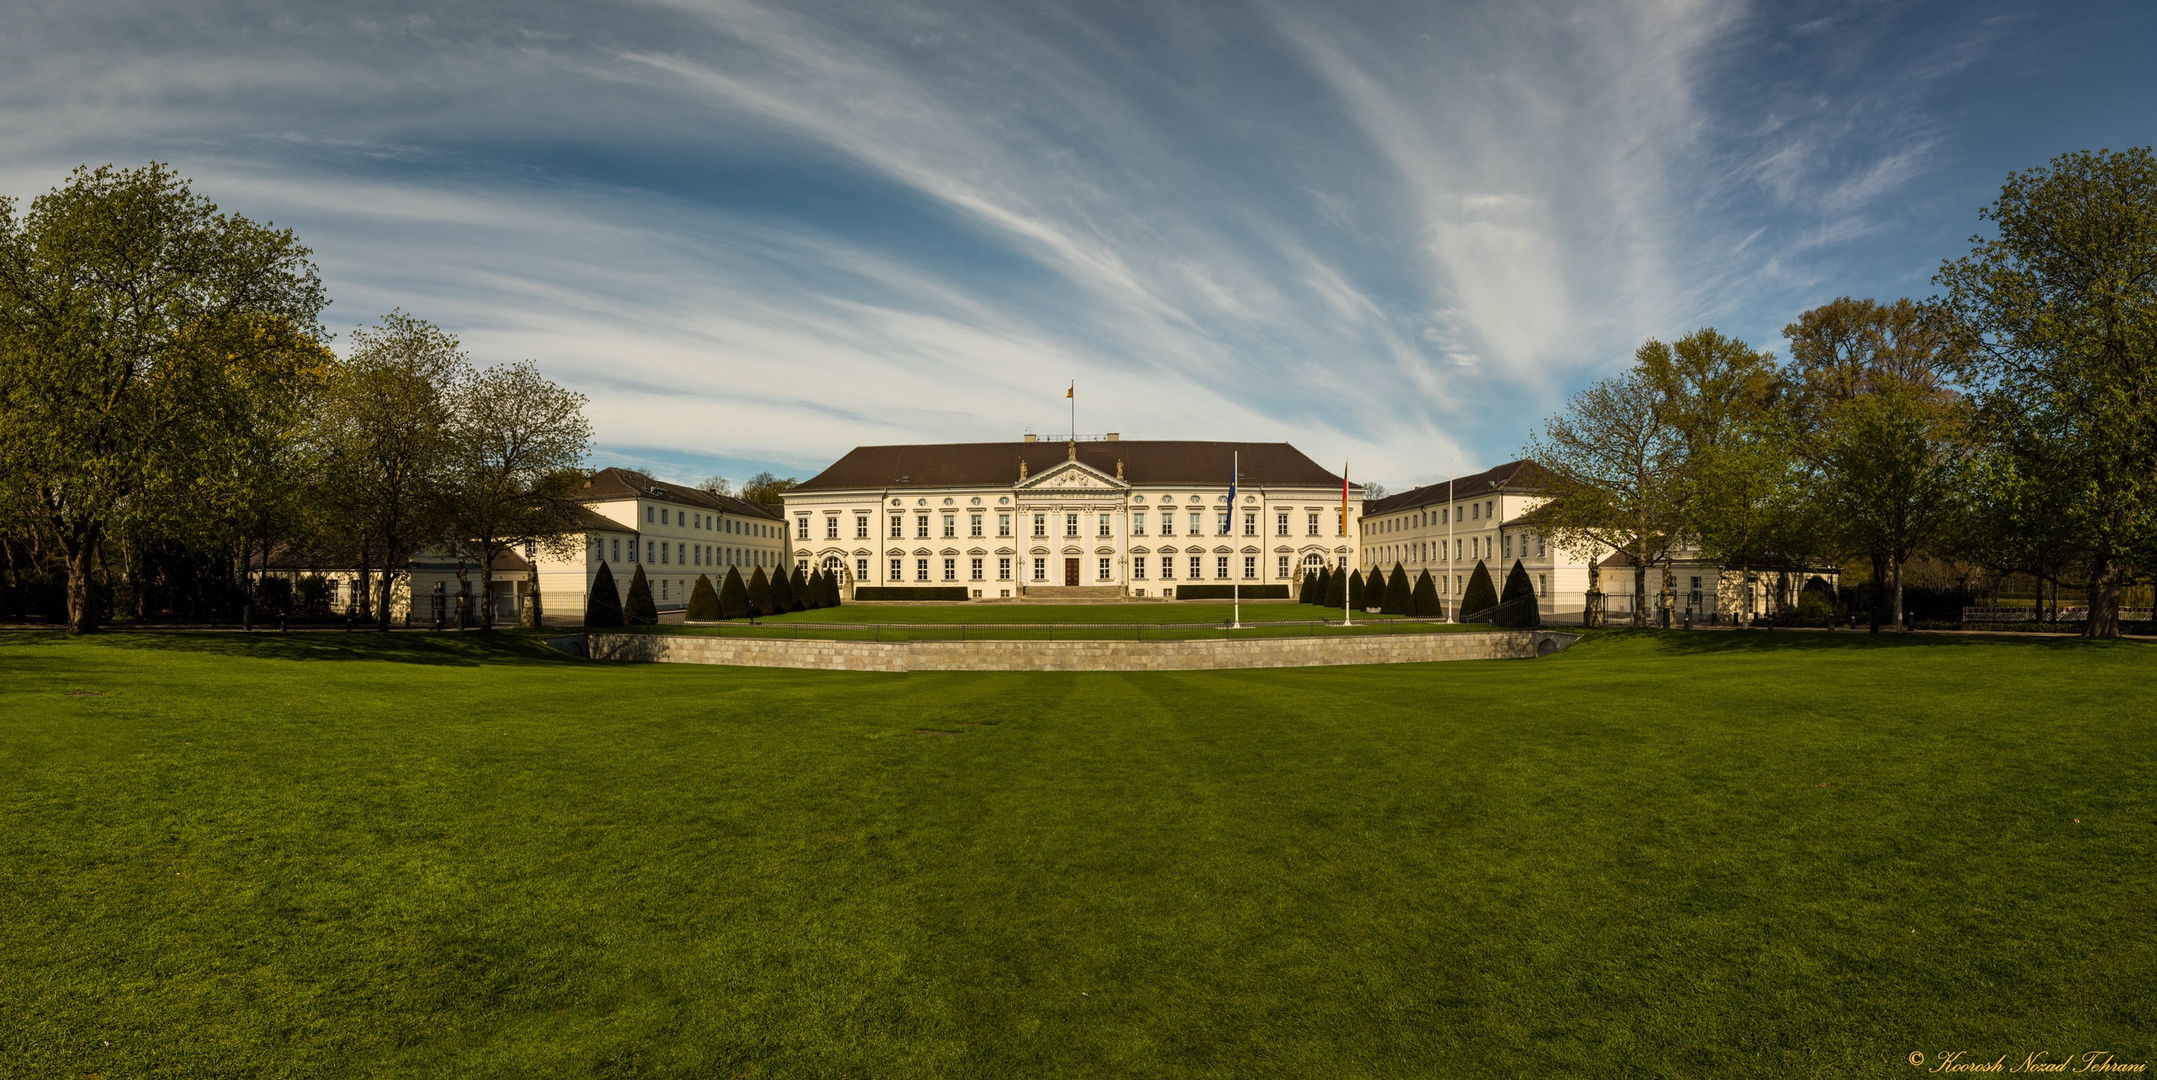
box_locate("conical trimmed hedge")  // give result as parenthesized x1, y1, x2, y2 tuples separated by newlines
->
(585, 562, 624, 627)
(1494, 559, 1542, 628)
(1347, 568, 1366, 610)
(720, 566, 748, 619)
(1298, 568, 1320, 605)
(1413, 569, 1443, 619)
(1383, 563, 1411, 615)
(747, 566, 773, 616)
(769, 565, 796, 613)
(1322, 565, 1345, 609)
(821, 567, 842, 607)
(788, 565, 810, 613)
(625, 564, 658, 625)
(686, 573, 719, 620)
(1459, 561, 1498, 622)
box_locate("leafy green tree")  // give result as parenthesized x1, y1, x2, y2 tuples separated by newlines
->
(740, 471, 799, 506)
(1494, 560, 1541, 628)
(686, 573, 719, 620)
(445, 359, 593, 629)
(1383, 563, 1411, 615)
(585, 562, 623, 627)
(1459, 561, 1498, 622)
(0, 163, 328, 632)
(747, 565, 773, 616)
(1937, 147, 2157, 638)
(1523, 366, 1685, 625)
(624, 563, 657, 625)
(719, 566, 748, 619)
(312, 312, 464, 630)
(1322, 565, 1345, 609)
(1412, 569, 1443, 618)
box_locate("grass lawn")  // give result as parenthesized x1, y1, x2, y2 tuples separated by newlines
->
(2, 630, 2152, 1077)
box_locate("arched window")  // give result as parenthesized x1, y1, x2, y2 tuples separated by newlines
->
(821, 555, 844, 575)
(1301, 553, 1325, 574)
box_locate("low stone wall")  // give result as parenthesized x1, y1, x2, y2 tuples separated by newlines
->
(580, 630, 1576, 672)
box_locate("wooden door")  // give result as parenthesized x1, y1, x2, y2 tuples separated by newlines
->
(1064, 558, 1080, 586)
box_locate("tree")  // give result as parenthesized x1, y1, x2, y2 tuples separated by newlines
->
(0, 163, 328, 632)
(1347, 568, 1366, 610)
(1383, 563, 1411, 615)
(445, 360, 593, 630)
(686, 573, 719, 620)
(1459, 561, 1498, 622)
(802, 568, 825, 610)
(787, 564, 810, 612)
(312, 312, 464, 631)
(1362, 481, 1387, 501)
(1412, 569, 1443, 618)
(768, 564, 795, 613)
(1523, 366, 1686, 626)
(719, 566, 748, 619)
(1937, 147, 2157, 638)
(820, 567, 842, 607)
(747, 565, 773, 615)
(698, 476, 734, 498)
(624, 563, 657, 625)
(1298, 568, 1320, 605)
(1494, 560, 1541, 628)
(585, 562, 623, 627)
(740, 471, 798, 506)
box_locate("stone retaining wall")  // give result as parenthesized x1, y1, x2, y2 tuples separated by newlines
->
(579, 630, 1576, 672)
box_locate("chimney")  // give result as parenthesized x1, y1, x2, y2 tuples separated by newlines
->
(1023, 433, 1037, 442)
(1106, 432, 1120, 441)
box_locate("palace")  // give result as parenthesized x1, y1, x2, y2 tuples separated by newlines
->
(782, 436, 1364, 598)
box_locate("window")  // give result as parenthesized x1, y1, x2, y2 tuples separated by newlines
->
(646, 506, 654, 523)
(1303, 553, 1324, 575)
(1065, 513, 1079, 537)
(826, 517, 839, 540)
(998, 513, 1012, 537)
(969, 513, 983, 538)
(1216, 556, 1230, 579)
(1159, 557, 1173, 579)
(1471, 503, 1479, 520)
(1134, 557, 1147, 580)
(1277, 513, 1289, 536)
(916, 558, 930, 582)
(1308, 513, 1320, 536)
(1244, 512, 1257, 537)
(1189, 512, 1202, 535)
(1033, 513, 1047, 537)
(611, 538, 620, 562)
(1032, 557, 1047, 581)
(890, 558, 902, 582)
(997, 557, 1011, 580)
(970, 557, 983, 580)
(1099, 514, 1112, 537)
(943, 558, 956, 581)
(1538, 536, 1547, 557)
(916, 515, 930, 539)
(1278, 555, 1290, 578)
(1133, 512, 1147, 536)
(1538, 574, 1547, 595)
(1159, 512, 1174, 536)
(856, 516, 868, 539)
(642, 541, 651, 563)
(856, 557, 868, 580)
(1504, 534, 1512, 558)
(661, 580, 669, 599)
(1244, 556, 1257, 579)
(1099, 558, 1111, 580)
(1486, 500, 1494, 518)
(891, 517, 903, 538)
(1217, 512, 1230, 535)
(796, 517, 810, 540)
(1190, 555, 1203, 579)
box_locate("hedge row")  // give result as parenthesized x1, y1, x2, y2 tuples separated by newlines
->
(853, 586, 972, 601)
(1171, 584, 1290, 600)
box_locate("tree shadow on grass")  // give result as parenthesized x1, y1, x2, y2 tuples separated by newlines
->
(1564, 626, 2149, 658)
(0, 628, 578, 667)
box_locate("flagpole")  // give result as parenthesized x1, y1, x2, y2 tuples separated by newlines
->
(1446, 457, 1457, 624)
(1342, 456, 1353, 627)
(1068, 380, 1075, 443)
(1231, 451, 1241, 629)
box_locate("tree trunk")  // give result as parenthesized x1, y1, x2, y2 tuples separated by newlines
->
(1869, 553, 1886, 634)
(65, 532, 101, 634)
(377, 561, 397, 632)
(2085, 556, 2121, 639)
(479, 546, 496, 631)
(1632, 556, 1648, 628)
(1891, 555, 1906, 632)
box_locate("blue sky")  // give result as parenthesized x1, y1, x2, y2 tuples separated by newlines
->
(4, 0, 2152, 490)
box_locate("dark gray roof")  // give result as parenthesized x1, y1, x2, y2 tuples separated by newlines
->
(792, 440, 1349, 492)
(1363, 460, 1551, 517)
(582, 468, 785, 520)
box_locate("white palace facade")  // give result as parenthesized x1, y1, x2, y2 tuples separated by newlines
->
(781, 436, 1364, 598)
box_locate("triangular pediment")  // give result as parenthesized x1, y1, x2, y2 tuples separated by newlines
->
(1017, 459, 1126, 492)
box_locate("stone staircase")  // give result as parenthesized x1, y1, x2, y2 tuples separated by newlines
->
(1016, 585, 1131, 601)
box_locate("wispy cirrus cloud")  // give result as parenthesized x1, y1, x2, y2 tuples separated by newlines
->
(2, 0, 2138, 488)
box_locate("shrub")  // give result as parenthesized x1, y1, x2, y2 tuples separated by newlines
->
(1347, 569, 1366, 610)
(1174, 584, 1290, 600)
(1493, 559, 1541, 628)
(1459, 561, 1498, 622)
(801, 568, 824, 610)
(769, 566, 796, 613)
(788, 566, 811, 613)
(853, 586, 970, 601)
(1322, 566, 1345, 609)
(1412, 570, 1443, 618)
(821, 568, 842, 607)
(686, 574, 720, 620)
(624, 564, 658, 625)
(747, 566, 773, 616)
(1383, 564, 1411, 615)
(585, 563, 624, 627)
(719, 567, 748, 619)
(1298, 569, 1320, 605)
